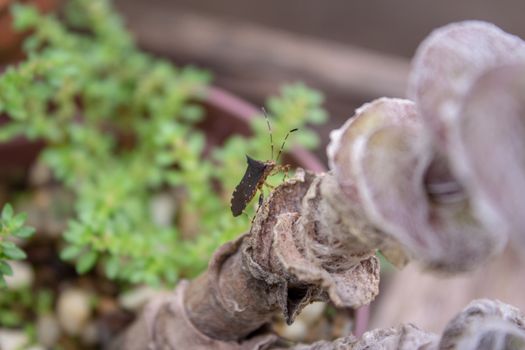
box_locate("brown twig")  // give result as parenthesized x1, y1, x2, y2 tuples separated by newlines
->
(113, 169, 382, 349)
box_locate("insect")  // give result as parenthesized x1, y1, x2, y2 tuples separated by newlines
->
(230, 110, 298, 217)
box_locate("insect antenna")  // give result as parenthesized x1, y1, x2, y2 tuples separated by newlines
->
(276, 128, 299, 163)
(261, 107, 274, 160)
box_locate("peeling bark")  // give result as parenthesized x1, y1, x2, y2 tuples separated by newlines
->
(439, 299, 525, 350)
(327, 97, 501, 271)
(246, 170, 380, 314)
(285, 324, 437, 350)
(287, 300, 525, 350)
(113, 169, 382, 349)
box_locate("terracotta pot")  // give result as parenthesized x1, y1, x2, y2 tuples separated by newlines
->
(0, 127, 45, 171)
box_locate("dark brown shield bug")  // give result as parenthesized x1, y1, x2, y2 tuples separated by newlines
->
(230, 110, 297, 217)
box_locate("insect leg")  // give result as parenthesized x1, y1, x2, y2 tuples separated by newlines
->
(262, 107, 274, 160)
(269, 164, 291, 181)
(250, 191, 265, 224)
(281, 164, 291, 181)
(258, 191, 264, 207)
(275, 128, 298, 163)
(264, 182, 275, 189)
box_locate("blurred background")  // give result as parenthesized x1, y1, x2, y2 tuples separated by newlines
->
(1, 0, 525, 348)
(113, 0, 525, 163)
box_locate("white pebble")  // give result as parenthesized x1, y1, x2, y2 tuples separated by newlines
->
(278, 319, 308, 341)
(57, 288, 92, 336)
(298, 301, 326, 326)
(0, 329, 29, 350)
(26, 346, 46, 350)
(37, 314, 61, 347)
(119, 285, 163, 311)
(273, 302, 326, 342)
(150, 193, 177, 227)
(5, 261, 34, 290)
(29, 161, 53, 186)
(81, 322, 99, 345)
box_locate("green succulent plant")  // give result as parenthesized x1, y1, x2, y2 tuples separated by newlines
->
(0, 204, 35, 287)
(0, 0, 327, 286)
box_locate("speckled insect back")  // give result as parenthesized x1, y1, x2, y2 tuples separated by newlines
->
(230, 110, 297, 217)
(230, 156, 275, 217)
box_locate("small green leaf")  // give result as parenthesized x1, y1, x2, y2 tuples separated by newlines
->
(294, 129, 319, 149)
(3, 245, 27, 260)
(163, 268, 178, 284)
(129, 272, 143, 284)
(104, 256, 120, 279)
(11, 4, 40, 31)
(76, 251, 98, 274)
(11, 212, 28, 230)
(144, 273, 160, 287)
(2, 204, 14, 221)
(166, 172, 184, 185)
(0, 309, 22, 326)
(1, 241, 17, 250)
(308, 109, 328, 124)
(36, 289, 53, 314)
(13, 226, 35, 238)
(60, 245, 82, 260)
(180, 105, 204, 122)
(0, 261, 13, 276)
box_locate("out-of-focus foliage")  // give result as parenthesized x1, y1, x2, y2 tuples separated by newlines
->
(0, 204, 35, 287)
(0, 286, 52, 348)
(0, 286, 52, 329)
(0, 0, 327, 285)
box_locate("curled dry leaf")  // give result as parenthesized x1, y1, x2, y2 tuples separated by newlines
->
(439, 299, 525, 350)
(326, 98, 413, 268)
(328, 98, 502, 270)
(407, 21, 525, 252)
(450, 63, 525, 249)
(327, 97, 418, 198)
(408, 20, 525, 151)
(287, 323, 438, 350)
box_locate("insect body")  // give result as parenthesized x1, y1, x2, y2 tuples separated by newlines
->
(230, 109, 297, 217)
(230, 156, 275, 217)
